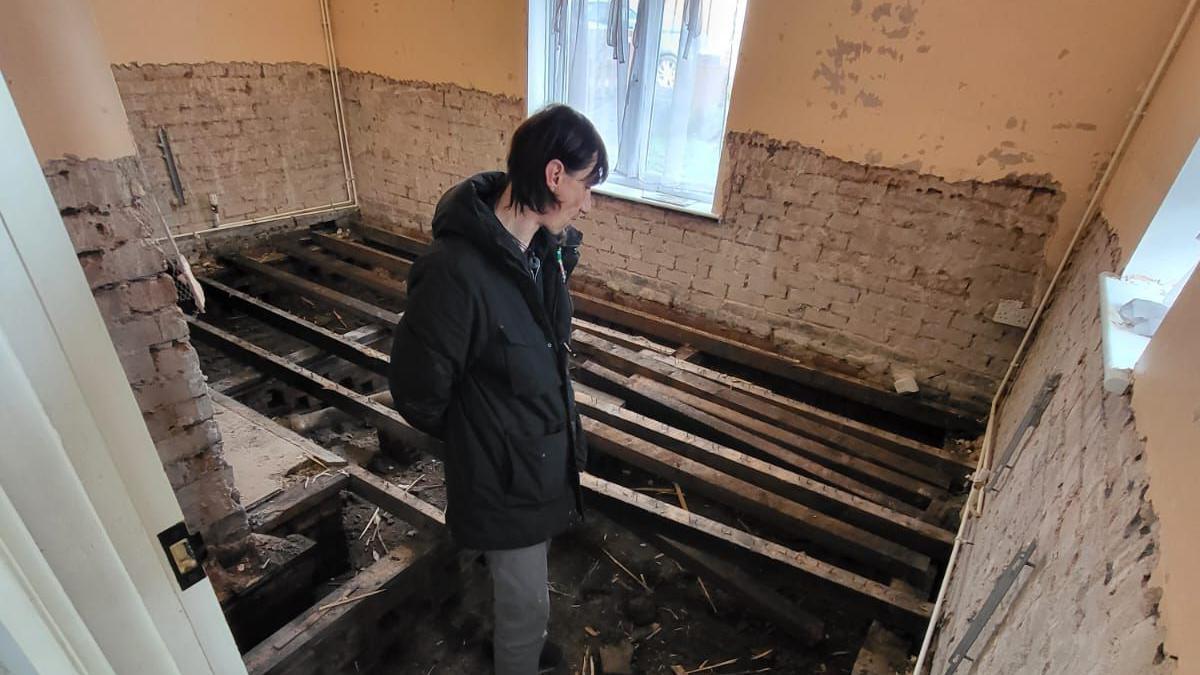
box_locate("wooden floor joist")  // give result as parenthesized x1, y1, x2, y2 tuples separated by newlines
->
(211, 323, 388, 396)
(570, 292, 983, 432)
(581, 474, 933, 627)
(577, 391, 953, 558)
(577, 359, 922, 517)
(187, 318, 434, 457)
(574, 317, 676, 355)
(200, 277, 391, 377)
(643, 349, 976, 477)
(574, 330, 954, 488)
(648, 533, 826, 647)
(243, 537, 454, 675)
(632, 373, 943, 504)
(576, 351, 942, 507)
(349, 223, 431, 259)
(584, 418, 935, 585)
(309, 232, 414, 277)
(278, 242, 409, 300)
(199, 274, 940, 630)
(221, 254, 401, 326)
(343, 464, 445, 529)
(247, 472, 350, 533)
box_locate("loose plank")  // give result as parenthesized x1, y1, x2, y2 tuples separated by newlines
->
(574, 330, 952, 491)
(577, 391, 953, 557)
(571, 292, 983, 432)
(584, 418, 935, 584)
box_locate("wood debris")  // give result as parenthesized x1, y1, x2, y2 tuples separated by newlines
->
(602, 548, 652, 593)
(317, 588, 386, 612)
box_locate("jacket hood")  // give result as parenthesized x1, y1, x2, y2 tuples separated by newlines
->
(431, 173, 583, 267)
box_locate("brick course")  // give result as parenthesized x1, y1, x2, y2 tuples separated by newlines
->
(344, 73, 1063, 411)
(928, 218, 1169, 674)
(43, 155, 249, 563)
(112, 62, 347, 236)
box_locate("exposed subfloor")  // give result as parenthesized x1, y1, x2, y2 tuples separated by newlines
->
(192, 224, 973, 674)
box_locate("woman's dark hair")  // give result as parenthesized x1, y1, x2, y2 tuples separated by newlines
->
(507, 104, 608, 214)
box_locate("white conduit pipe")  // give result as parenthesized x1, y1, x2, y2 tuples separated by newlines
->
(167, 0, 357, 242)
(913, 2, 1199, 672)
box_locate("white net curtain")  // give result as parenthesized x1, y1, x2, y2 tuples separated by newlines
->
(544, 0, 746, 209)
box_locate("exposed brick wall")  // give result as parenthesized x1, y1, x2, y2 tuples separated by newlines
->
(928, 217, 1169, 674)
(342, 73, 1063, 411)
(44, 155, 249, 564)
(340, 70, 519, 234)
(112, 62, 347, 236)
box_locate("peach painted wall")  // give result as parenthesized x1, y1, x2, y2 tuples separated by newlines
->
(1102, 12, 1200, 270)
(1133, 271, 1200, 671)
(88, 0, 328, 65)
(0, 0, 135, 163)
(329, 0, 527, 98)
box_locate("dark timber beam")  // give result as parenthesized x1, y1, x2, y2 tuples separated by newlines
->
(574, 317, 675, 355)
(200, 277, 391, 377)
(632, 374, 943, 504)
(221, 254, 401, 326)
(577, 360, 923, 517)
(187, 318, 434, 457)
(211, 323, 388, 396)
(648, 533, 825, 647)
(344, 464, 445, 530)
(583, 418, 935, 585)
(247, 472, 350, 534)
(642, 349, 976, 477)
(278, 242, 409, 300)
(570, 292, 983, 432)
(243, 537, 454, 675)
(577, 391, 953, 558)
(580, 473, 933, 628)
(193, 305, 931, 626)
(309, 232, 413, 278)
(350, 223, 431, 259)
(574, 330, 954, 490)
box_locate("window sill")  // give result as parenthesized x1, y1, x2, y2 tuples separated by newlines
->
(1099, 273, 1160, 393)
(593, 182, 720, 221)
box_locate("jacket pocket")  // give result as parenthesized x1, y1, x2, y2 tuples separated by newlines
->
(499, 323, 560, 396)
(504, 424, 569, 506)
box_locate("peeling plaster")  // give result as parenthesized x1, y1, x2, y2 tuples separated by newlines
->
(813, 37, 873, 94)
(979, 146, 1036, 168)
(851, 0, 863, 15)
(856, 90, 884, 107)
(871, 3, 893, 21)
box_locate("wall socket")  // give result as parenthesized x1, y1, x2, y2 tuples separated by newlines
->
(993, 299, 1034, 328)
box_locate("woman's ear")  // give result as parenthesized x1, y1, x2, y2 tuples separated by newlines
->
(545, 159, 565, 194)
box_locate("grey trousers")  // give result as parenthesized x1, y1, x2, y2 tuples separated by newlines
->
(485, 541, 550, 675)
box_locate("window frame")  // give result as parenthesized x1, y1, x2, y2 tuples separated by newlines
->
(526, 0, 744, 219)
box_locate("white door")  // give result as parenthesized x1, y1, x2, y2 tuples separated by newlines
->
(0, 76, 246, 674)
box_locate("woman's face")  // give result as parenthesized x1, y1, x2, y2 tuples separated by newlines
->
(540, 159, 596, 236)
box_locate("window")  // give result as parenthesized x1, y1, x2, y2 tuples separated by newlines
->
(528, 0, 747, 214)
(1099, 137, 1200, 392)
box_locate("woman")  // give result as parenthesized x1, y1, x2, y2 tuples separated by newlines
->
(389, 104, 608, 674)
